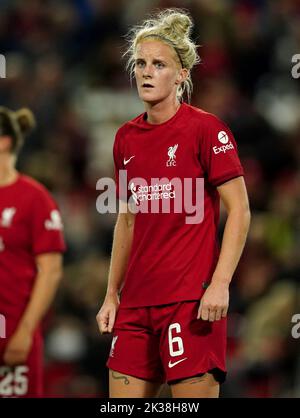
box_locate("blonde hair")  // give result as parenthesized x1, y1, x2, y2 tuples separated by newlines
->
(124, 8, 200, 102)
(0, 107, 36, 153)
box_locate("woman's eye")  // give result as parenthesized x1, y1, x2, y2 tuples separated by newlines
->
(156, 62, 164, 69)
(136, 61, 145, 68)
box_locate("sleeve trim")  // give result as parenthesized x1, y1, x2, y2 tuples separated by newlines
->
(210, 170, 244, 187)
(34, 248, 66, 256)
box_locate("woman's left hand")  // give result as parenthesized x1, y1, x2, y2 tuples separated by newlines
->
(197, 280, 229, 322)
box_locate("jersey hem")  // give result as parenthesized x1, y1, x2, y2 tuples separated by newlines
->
(118, 298, 202, 309)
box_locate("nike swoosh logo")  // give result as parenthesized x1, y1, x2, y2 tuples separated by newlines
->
(123, 156, 135, 165)
(168, 357, 188, 368)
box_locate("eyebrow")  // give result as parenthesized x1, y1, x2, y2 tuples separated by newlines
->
(135, 58, 167, 63)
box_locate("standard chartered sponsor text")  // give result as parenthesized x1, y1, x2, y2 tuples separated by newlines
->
(96, 171, 204, 224)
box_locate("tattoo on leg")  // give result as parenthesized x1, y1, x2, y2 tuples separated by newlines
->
(111, 371, 130, 385)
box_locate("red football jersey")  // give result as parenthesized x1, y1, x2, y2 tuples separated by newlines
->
(0, 174, 66, 339)
(113, 103, 244, 307)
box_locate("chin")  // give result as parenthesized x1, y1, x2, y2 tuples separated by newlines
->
(139, 94, 165, 105)
(139, 93, 157, 101)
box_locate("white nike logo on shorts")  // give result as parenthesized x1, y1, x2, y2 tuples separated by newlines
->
(168, 357, 188, 368)
(124, 156, 135, 165)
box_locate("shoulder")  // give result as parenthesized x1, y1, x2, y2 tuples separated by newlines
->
(184, 105, 236, 150)
(183, 103, 227, 129)
(113, 113, 145, 149)
(18, 175, 55, 204)
(19, 174, 50, 195)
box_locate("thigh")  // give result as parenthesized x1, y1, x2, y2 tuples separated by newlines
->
(170, 372, 220, 398)
(109, 369, 162, 398)
(107, 307, 165, 389)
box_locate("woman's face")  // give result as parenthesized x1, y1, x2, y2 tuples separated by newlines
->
(0, 136, 12, 154)
(134, 40, 187, 105)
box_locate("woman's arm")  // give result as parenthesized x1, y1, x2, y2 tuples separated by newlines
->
(96, 201, 135, 334)
(197, 176, 251, 322)
(4, 253, 63, 366)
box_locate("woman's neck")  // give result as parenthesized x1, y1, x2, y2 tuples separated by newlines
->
(144, 98, 181, 124)
(0, 156, 18, 186)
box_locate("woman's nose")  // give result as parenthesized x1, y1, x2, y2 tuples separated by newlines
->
(142, 64, 153, 78)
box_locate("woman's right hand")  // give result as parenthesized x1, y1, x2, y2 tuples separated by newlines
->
(96, 292, 120, 334)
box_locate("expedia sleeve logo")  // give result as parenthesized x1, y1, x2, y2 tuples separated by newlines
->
(213, 130, 234, 154)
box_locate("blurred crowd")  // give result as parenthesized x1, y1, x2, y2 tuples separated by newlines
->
(0, 0, 299, 398)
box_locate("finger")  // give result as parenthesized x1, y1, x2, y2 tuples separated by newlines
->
(215, 309, 222, 321)
(4, 352, 24, 366)
(100, 320, 109, 334)
(221, 307, 228, 318)
(3, 356, 14, 367)
(7, 357, 23, 366)
(196, 299, 203, 319)
(201, 305, 209, 321)
(97, 313, 109, 334)
(108, 310, 116, 333)
(3, 353, 9, 365)
(3, 349, 14, 364)
(97, 310, 108, 324)
(208, 309, 216, 322)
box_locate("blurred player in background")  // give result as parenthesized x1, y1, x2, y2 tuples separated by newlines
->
(0, 107, 65, 397)
(97, 9, 250, 398)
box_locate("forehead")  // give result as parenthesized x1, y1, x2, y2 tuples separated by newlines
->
(135, 39, 177, 61)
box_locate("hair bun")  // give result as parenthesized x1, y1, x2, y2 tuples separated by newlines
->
(15, 108, 36, 136)
(161, 10, 193, 38)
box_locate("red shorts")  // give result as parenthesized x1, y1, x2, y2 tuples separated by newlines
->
(106, 300, 227, 384)
(0, 332, 43, 398)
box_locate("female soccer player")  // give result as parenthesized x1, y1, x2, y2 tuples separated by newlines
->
(0, 107, 65, 397)
(96, 9, 250, 398)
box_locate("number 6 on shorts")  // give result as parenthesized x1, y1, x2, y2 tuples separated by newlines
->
(168, 323, 184, 357)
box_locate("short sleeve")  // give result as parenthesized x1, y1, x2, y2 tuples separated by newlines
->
(113, 129, 128, 202)
(30, 189, 66, 255)
(199, 115, 244, 186)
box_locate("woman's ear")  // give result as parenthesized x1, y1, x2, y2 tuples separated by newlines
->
(0, 135, 12, 152)
(175, 68, 189, 85)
